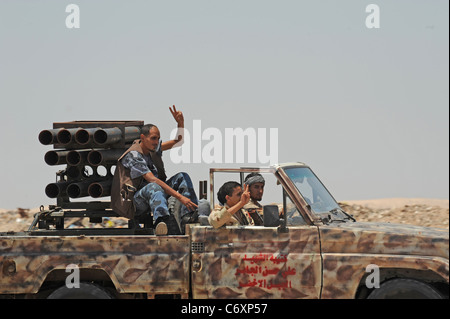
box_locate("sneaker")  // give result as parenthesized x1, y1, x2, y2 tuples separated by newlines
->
(154, 215, 181, 235)
(154, 220, 168, 236)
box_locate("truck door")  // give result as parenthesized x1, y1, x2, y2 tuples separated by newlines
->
(190, 224, 322, 299)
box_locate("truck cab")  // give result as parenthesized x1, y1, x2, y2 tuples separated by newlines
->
(190, 163, 449, 299)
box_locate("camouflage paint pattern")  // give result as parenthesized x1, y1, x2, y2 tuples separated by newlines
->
(0, 234, 190, 296)
(190, 225, 322, 299)
(188, 221, 448, 299)
(1, 221, 448, 298)
(319, 222, 449, 298)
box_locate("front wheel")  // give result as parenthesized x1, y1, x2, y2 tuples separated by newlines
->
(367, 278, 444, 299)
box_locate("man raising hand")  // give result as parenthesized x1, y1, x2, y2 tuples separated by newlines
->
(111, 106, 198, 235)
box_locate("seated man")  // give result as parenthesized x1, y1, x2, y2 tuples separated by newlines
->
(111, 106, 198, 235)
(243, 173, 265, 225)
(208, 182, 253, 228)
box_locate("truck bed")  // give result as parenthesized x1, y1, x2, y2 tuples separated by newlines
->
(0, 233, 190, 297)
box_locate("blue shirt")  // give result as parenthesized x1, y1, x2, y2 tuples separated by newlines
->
(120, 140, 162, 181)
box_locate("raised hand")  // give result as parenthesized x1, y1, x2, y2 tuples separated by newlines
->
(169, 105, 184, 127)
(240, 184, 251, 206)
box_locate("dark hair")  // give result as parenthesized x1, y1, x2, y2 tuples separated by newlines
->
(141, 124, 156, 136)
(217, 181, 241, 206)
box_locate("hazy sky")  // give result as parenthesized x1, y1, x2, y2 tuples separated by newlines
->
(0, 0, 448, 210)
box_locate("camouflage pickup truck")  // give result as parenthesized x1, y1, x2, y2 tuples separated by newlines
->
(0, 162, 448, 299)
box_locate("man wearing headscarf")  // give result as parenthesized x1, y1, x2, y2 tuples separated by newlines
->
(243, 173, 265, 225)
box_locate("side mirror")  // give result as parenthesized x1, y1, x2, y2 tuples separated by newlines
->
(263, 205, 280, 227)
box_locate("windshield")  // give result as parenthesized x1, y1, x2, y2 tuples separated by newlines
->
(284, 167, 340, 215)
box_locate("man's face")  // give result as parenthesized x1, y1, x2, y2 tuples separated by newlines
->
(226, 186, 243, 207)
(141, 126, 160, 153)
(249, 182, 264, 201)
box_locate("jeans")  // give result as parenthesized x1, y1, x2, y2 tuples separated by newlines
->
(133, 172, 198, 220)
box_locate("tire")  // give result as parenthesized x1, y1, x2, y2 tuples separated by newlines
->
(47, 282, 114, 299)
(367, 278, 444, 299)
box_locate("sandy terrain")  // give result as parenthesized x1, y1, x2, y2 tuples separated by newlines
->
(339, 198, 449, 229)
(0, 198, 448, 232)
(341, 198, 448, 209)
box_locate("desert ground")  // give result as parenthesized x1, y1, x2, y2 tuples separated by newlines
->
(0, 198, 448, 233)
(339, 198, 448, 229)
